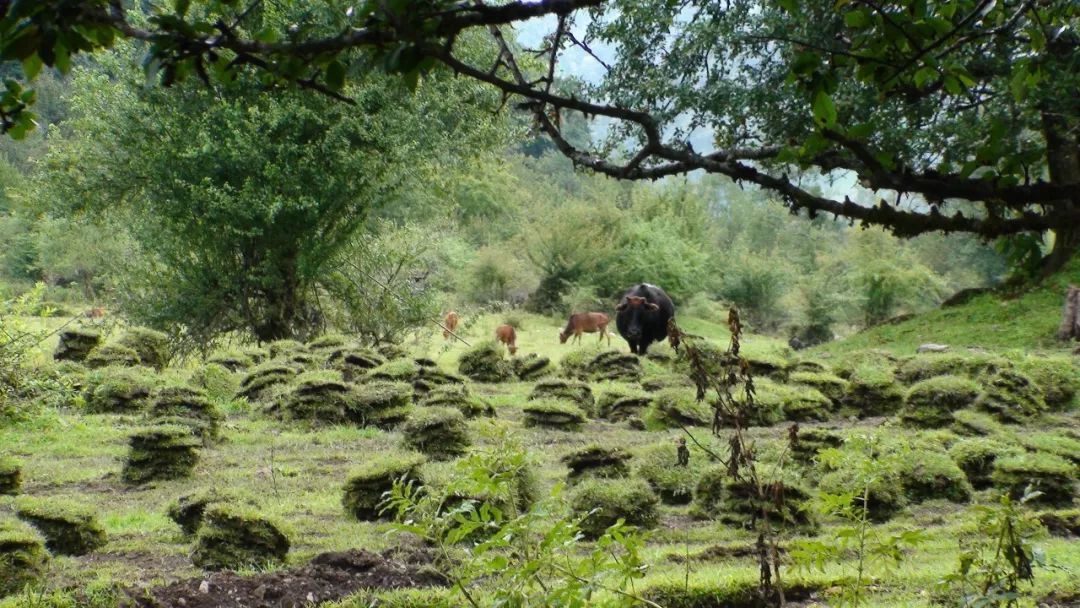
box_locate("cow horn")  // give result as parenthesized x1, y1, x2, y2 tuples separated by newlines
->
(646, 302, 660, 311)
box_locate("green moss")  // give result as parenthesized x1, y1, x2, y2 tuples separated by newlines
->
(975, 370, 1048, 422)
(401, 407, 471, 461)
(420, 386, 493, 418)
(53, 327, 102, 363)
(1038, 509, 1080, 537)
(0, 517, 48, 597)
(841, 364, 904, 417)
(895, 353, 1008, 384)
(351, 381, 414, 428)
(991, 452, 1078, 507)
(949, 438, 1022, 489)
(818, 467, 906, 522)
(755, 378, 831, 423)
(896, 449, 973, 503)
(122, 424, 202, 485)
(167, 489, 245, 536)
(82, 365, 159, 414)
(634, 442, 710, 505)
(693, 465, 816, 530)
(191, 504, 289, 571)
(342, 453, 426, 521)
(15, 497, 107, 556)
(116, 327, 171, 370)
(150, 384, 222, 441)
(0, 457, 20, 495)
(206, 349, 255, 372)
(521, 399, 587, 430)
(595, 385, 652, 421)
(951, 409, 1007, 436)
(510, 353, 553, 380)
(790, 427, 845, 464)
(900, 375, 982, 428)
(789, 371, 849, 403)
(561, 444, 631, 483)
(85, 343, 142, 369)
(529, 379, 594, 414)
(366, 359, 420, 384)
(457, 341, 513, 383)
(570, 478, 659, 539)
(651, 388, 713, 428)
(327, 346, 387, 381)
(1012, 355, 1079, 410)
(236, 360, 301, 402)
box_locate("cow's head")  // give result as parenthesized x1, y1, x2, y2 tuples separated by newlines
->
(616, 296, 660, 340)
(615, 296, 659, 313)
(558, 330, 569, 344)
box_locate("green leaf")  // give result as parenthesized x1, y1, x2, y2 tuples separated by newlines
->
(21, 53, 42, 79)
(942, 74, 962, 95)
(325, 60, 346, 92)
(913, 66, 936, 89)
(812, 89, 837, 128)
(844, 9, 871, 28)
(777, 0, 799, 13)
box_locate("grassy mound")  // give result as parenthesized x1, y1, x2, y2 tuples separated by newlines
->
(267, 339, 308, 359)
(305, 334, 350, 353)
(342, 453, 426, 521)
(376, 343, 409, 361)
(894, 352, 1007, 384)
(122, 424, 201, 485)
(643, 577, 824, 608)
(744, 352, 789, 380)
(651, 388, 713, 428)
(522, 399, 587, 430)
(191, 504, 290, 571)
(529, 379, 595, 414)
(365, 359, 420, 384)
(634, 441, 711, 505)
(951, 409, 1007, 436)
(595, 385, 652, 421)
(0, 517, 48, 597)
(167, 489, 244, 536)
(587, 350, 643, 382)
(756, 378, 831, 423)
(641, 372, 695, 393)
(327, 346, 387, 381)
(0, 457, 20, 495)
(1012, 355, 1079, 410)
(1038, 509, 1080, 537)
(53, 327, 101, 363)
(790, 427, 844, 464)
(401, 407, 471, 461)
(206, 349, 255, 372)
(15, 497, 107, 556)
(457, 341, 513, 383)
(420, 386, 493, 418)
(561, 444, 631, 484)
(694, 466, 816, 530)
(818, 467, 906, 522)
(510, 353, 553, 380)
(1018, 432, 1080, 464)
(116, 327, 171, 370)
(190, 362, 240, 404)
(949, 438, 1022, 490)
(150, 385, 223, 441)
(236, 360, 301, 402)
(352, 380, 414, 428)
(975, 370, 1048, 422)
(570, 478, 659, 539)
(273, 370, 356, 424)
(896, 450, 973, 504)
(900, 375, 982, 428)
(85, 343, 141, 369)
(841, 364, 904, 417)
(991, 452, 1078, 507)
(83, 365, 159, 414)
(789, 371, 849, 403)
(413, 366, 468, 397)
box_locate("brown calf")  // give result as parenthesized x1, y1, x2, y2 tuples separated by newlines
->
(559, 312, 611, 346)
(83, 307, 106, 319)
(442, 311, 460, 339)
(495, 324, 518, 355)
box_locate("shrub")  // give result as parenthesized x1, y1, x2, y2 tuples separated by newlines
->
(991, 452, 1078, 507)
(236, 360, 301, 402)
(900, 376, 982, 428)
(401, 407, 471, 461)
(150, 385, 223, 441)
(529, 379, 594, 414)
(85, 343, 141, 369)
(352, 381, 414, 428)
(15, 497, 107, 556)
(789, 371, 849, 403)
(167, 489, 244, 536)
(570, 478, 659, 539)
(561, 444, 631, 484)
(191, 504, 289, 571)
(975, 370, 1047, 422)
(116, 327, 171, 370)
(818, 467, 906, 522)
(0, 517, 48, 597)
(693, 465, 816, 530)
(206, 349, 255, 372)
(327, 346, 388, 381)
(896, 450, 973, 504)
(635, 441, 710, 505)
(83, 366, 159, 414)
(949, 438, 1021, 489)
(510, 353, 553, 381)
(595, 385, 652, 421)
(522, 399, 587, 430)
(457, 341, 513, 383)
(651, 388, 713, 427)
(0, 457, 20, 495)
(53, 327, 102, 363)
(841, 364, 904, 417)
(122, 424, 201, 485)
(420, 386, 493, 418)
(342, 453, 426, 521)
(1012, 355, 1079, 410)
(190, 362, 239, 405)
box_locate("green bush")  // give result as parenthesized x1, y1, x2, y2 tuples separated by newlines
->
(521, 399, 587, 430)
(975, 370, 1047, 422)
(570, 478, 659, 539)
(401, 407, 471, 461)
(896, 450, 973, 504)
(949, 438, 1021, 490)
(122, 425, 201, 485)
(789, 371, 849, 403)
(510, 353, 553, 381)
(651, 388, 713, 428)
(1012, 355, 1079, 410)
(595, 385, 652, 421)
(0, 457, 20, 495)
(529, 379, 594, 414)
(457, 341, 513, 383)
(841, 364, 904, 417)
(991, 452, 1078, 507)
(116, 327, 171, 370)
(0, 517, 48, 597)
(150, 385, 222, 441)
(167, 488, 244, 536)
(83, 366, 159, 414)
(191, 504, 289, 571)
(84, 344, 141, 369)
(342, 453, 426, 521)
(818, 467, 906, 522)
(900, 375, 982, 428)
(694, 465, 816, 530)
(634, 441, 711, 505)
(561, 444, 631, 484)
(52, 327, 102, 363)
(15, 497, 107, 556)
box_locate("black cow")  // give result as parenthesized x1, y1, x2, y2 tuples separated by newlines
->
(615, 283, 675, 356)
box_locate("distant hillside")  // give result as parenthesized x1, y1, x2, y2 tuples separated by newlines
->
(817, 257, 1080, 356)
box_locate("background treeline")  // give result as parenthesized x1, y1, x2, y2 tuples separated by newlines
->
(0, 29, 1005, 349)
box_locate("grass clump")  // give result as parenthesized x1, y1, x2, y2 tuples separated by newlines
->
(352, 380, 414, 428)
(949, 438, 1022, 489)
(561, 444, 631, 484)
(790, 427, 845, 464)
(896, 449, 973, 504)
(1038, 509, 1080, 537)
(510, 353, 553, 381)
(1018, 432, 1080, 464)
(894, 352, 1006, 384)
(236, 360, 300, 402)
(818, 466, 905, 522)
(991, 452, 1078, 506)
(413, 366, 468, 397)
(206, 349, 255, 372)
(401, 407, 471, 461)
(273, 370, 355, 424)
(122, 424, 201, 485)
(529, 379, 594, 414)
(951, 409, 1007, 436)
(0, 457, 20, 495)
(789, 371, 849, 403)
(595, 385, 652, 421)
(587, 350, 643, 382)
(841, 364, 904, 417)
(84, 343, 142, 369)
(420, 386, 493, 419)
(522, 399, 587, 430)
(15, 497, 107, 556)
(365, 359, 420, 384)
(651, 388, 713, 428)
(116, 327, 170, 370)
(975, 370, 1048, 422)
(643, 577, 824, 608)
(167, 489, 245, 536)
(327, 346, 387, 381)
(756, 378, 831, 423)
(570, 478, 659, 539)
(306, 333, 350, 352)
(744, 352, 789, 379)
(0, 517, 48, 597)
(1012, 355, 1079, 410)
(191, 504, 290, 571)
(641, 372, 694, 393)
(53, 327, 101, 363)
(457, 341, 513, 383)
(267, 339, 307, 359)
(342, 453, 426, 521)
(190, 362, 240, 405)
(900, 375, 982, 428)
(82, 365, 159, 414)
(634, 441, 710, 505)
(693, 465, 816, 530)
(150, 384, 223, 441)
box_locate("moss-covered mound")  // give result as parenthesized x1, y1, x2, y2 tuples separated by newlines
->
(951, 409, 1006, 436)
(236, 360, 301, 402)
(420, 386, 493, 418)
(641, 373, 694, 393)
(207, 349, 255, 372)
(83, 365, 159, 414)
(1013, 355, 1079, 410)
(522, 399, 587, 430)
(457, 341, 513, 383)
(1018, 432, 1080, 465)
(150, 385, 222, 441)
(412, 366, 468, 397)
(342, 453, 426, 521)
(975, 370, 1048, 422)
(167, 489, 243, 536)
(1038, 509, 1080, 537)
(949, 438, 1021, 490)
(643, 577, 825, 608)
(818, 468, 906, 522)
(401, 407, 470, 461)
(0, 517, 48, 597)
(116, 327, 170, 370)
(352, 380, 414, 428)
(306, 334, 350, 353)
(651, 388, 713, 427)
(510, 353, 553, 381)
(991, 452, 1078, 507)
(365, 359, 420, 384)
(744, 353, 789, 380)
(634, 442, 710, 505)
(266, 339, 308, 359)
(832, 349, 900, 380)
(587, 350, 643, 382)
(895, 353, 1007, 384)
(0, 457, 20, 495)
(327, 346, 388, 381)
(596, 385, 652, 421)
(529, 379, 595, 414)
(122, 424, 201, 485)
(900, 376, 982, 428)
(789, 371, 849, 404)
(756, 379, 831, 423)
(896, 450, 973, 504)
(790, 427, 844, 464)
(191, 362, 240, 404)
(191, 504, 289, 571)
(694, 466, 815, 530)
(559, 349, 593, 381)
(15, 497, 107, 556)
(841, 365, 904, 417)
(376, 343, 408, 361)
(85, 343, 142, 369)
(570, 478, 659, 539)
(561, 444, 631, 483)
(53, 327, 102, 363)
(272, 370, 356, 424)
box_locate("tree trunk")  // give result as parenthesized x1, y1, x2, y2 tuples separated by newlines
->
(1058, 285, 1080, 342)
(1039, 106, 1080, 275)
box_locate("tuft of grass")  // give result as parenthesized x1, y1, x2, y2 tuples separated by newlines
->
(569, 477, 659, 539)
(15, 496, 108, 556)
(900, 375, 982, 428)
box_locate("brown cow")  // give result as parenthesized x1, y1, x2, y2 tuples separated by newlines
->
(559, 312, 611, 346)
(83, 307, 106, 319)
(495, 324, 518, 355)
(442, 311, 460, 339)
